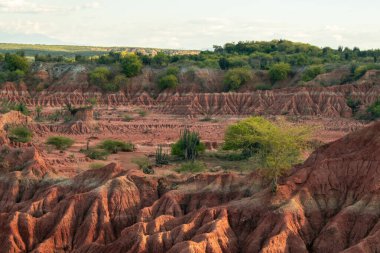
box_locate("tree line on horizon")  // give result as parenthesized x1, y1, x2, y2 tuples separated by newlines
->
(2, 39, 380, 93)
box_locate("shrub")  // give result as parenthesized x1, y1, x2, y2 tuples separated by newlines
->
(123, 114, 134, 122)
(121, 54, 143, 77)
(87, 98, 97, 107)
(166, 66, 180, 76)
(223, 67, 252, 91)
(89, 68, 120, 92)
(176, 161, 207, 173)
(255, 84, 272, 91)
(158, 74, 179, 90)
(302, 65, 325, 82)
(84, 148, 109, 160)
(364, 99, 380, 120)
(89, 163, 106, 170)
(4, 53, 29, 72)
(7, 70, 25, 81)
(353, 64, 380, 80)
(155, 145, 170, 165)
(14, 103, 30, 116)
(114, 74, 129, 89)
(143, 167, 155, 174)
(98, 140, 135, 154)
(8, 126, 33, 143)
(137, 109, 147, 117)
(171, 129, 205, 161)
(35, 106, 43, 121)
(132, 157, 152, 170)
(269, 63, 291, 83)
(152, 52, 170, 67)
(100, 82, 120, 92)
(46, 136, 75, 150)
(47, 110, 64, 122)
(0, 101, 29, 115)
(346, 97, 362, 114)
(89, 67, 111, 85)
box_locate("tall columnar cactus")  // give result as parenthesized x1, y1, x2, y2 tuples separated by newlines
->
(171, 128, 205, 161)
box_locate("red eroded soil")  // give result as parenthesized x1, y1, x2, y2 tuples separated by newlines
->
(0, 63, 379, 252)
(0, 108, 378, 252)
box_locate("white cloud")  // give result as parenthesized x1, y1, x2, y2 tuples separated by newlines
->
(0, 0, 55, 13)
(0, 0, 101, 14)
(70, 2, 100, 11)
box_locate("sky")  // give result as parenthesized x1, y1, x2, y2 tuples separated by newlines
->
(1, 0, 380, 50)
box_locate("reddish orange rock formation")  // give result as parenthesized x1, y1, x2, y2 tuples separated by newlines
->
(0, 120, 380, 252)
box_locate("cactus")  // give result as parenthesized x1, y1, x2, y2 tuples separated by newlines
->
(155, 145, 169, 165)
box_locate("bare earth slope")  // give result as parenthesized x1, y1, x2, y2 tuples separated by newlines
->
(1, 112, 380, 252)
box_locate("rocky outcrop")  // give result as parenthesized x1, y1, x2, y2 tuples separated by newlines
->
(1, 122, 380, 252)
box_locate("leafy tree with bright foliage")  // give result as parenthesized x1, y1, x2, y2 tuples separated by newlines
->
(224, 117, 309, 191)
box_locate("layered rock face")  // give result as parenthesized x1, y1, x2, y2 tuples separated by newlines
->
(2, 63, 380, 117)
(1, 118, 380, 252)
(3, 82, 380, 117)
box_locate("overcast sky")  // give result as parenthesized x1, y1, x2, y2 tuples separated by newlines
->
(1, 0, 380, 50)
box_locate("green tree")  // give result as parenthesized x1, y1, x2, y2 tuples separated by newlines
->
(224, 117, 309, 191)
(121, 54, 143, 77)
(7, 70, 25, 81)
(224, 67, 252, 91)
(269, 63, 291, 83)
(4, 53, 29, 72)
